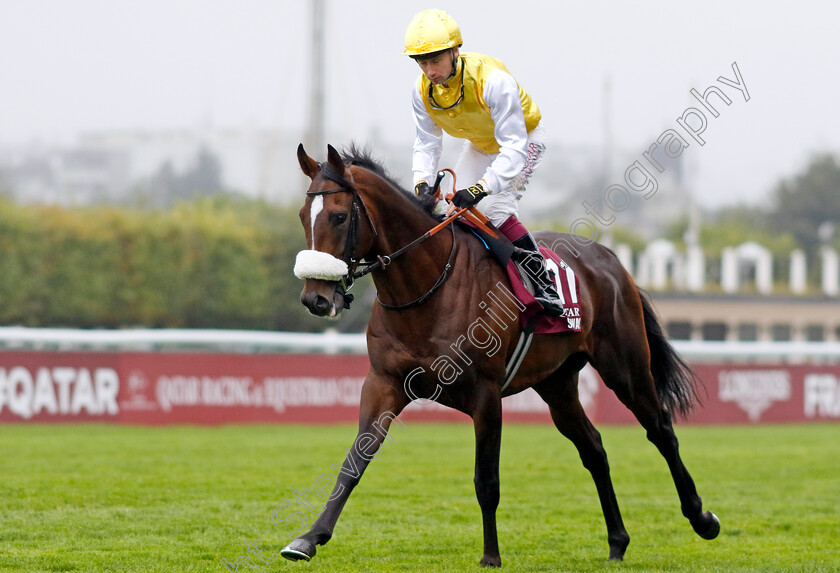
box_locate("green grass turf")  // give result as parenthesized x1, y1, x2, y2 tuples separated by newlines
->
(0, 423, 837, 572)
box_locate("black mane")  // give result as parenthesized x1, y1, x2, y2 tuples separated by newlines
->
(340, 144, 408, 193)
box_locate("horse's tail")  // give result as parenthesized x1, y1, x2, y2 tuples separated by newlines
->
(638, 288, 702, 418)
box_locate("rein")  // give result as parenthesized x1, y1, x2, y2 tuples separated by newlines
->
(375, 224, 457, 311)
(308, 165, 464, 311)
(350, 169, 497, 284)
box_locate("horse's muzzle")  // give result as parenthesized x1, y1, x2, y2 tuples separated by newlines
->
(301, 290, 333, 316)
(300, 283, 346, 318)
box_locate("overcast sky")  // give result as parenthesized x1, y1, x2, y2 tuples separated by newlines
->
(1, 0, 839, 207)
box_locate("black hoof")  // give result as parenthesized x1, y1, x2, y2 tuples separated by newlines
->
(281, 538, 316, 561)
(608, 532, 630, 560)
(691, 511, 721, 540)
(480, 555, 502, 567)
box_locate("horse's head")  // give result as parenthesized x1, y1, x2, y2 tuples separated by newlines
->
(294, 144, 377, 318)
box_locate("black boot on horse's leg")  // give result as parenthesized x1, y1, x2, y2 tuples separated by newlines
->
(511, 233, 566, 316)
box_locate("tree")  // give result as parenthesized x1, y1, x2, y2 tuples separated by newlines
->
(770, 153, 840, 253)
(145, 147, 226, 208)
(176, 146, 223, 200)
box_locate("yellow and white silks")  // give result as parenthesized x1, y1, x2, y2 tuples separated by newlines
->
(411, 52, 546, 226)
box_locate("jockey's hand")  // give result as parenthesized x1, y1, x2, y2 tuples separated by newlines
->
(414, 180, 439, 211)
(451, 182, 487, 208)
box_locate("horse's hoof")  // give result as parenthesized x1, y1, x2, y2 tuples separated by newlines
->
(692, 511, 721, 540)
(281, 538, 316, 561)
(480, 554, 502, 567)
(608, 531, 630, 560)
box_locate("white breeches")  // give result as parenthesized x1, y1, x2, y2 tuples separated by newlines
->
(452, 122, 547, 226)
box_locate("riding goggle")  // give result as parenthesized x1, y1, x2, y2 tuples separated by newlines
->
(427, 64, 465, 110)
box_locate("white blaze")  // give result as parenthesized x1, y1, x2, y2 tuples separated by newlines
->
(309, 195, 324, 249)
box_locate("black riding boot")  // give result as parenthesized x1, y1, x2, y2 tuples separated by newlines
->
(511, 233, 566, 316)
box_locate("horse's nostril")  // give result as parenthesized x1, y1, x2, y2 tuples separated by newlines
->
(302, 290, 333, 316)
(313, 296, 331, 315)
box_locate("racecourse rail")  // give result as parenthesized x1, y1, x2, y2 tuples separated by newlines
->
(1, 327, 839, 360)
(0, 328, 838, 425)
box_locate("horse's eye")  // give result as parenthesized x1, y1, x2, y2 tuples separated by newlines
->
(332, 213, 348, 226)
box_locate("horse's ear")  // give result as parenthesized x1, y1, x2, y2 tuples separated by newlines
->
(326, 144, 347, 176)
(297, 143, 320, 180)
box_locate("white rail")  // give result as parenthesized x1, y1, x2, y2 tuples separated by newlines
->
(671, 340, 840, 360)
(0, 327, 838, 360)
(0, 327, 367, 354)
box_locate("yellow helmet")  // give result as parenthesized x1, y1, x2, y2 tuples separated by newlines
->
(403, 9, 462, 57)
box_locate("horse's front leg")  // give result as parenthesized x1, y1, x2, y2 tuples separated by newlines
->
(281, 374, 408, 562)
(472, 386, 504, 567)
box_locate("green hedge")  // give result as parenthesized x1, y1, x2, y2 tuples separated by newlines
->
(0, 196, 364, 331)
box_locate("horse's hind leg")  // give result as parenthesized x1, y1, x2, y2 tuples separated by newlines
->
(534, 369, 630, 560)
(589, 341, 720, 541)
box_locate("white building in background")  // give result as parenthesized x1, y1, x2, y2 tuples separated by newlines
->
(721, 242, 774, 295)
(624, 239, 840, 300)
(790, 249, 807, 294)
(0, 127, 313, 206)
(618, 239, 840, 342)
(821, 247, 839, 296)
(1, 127, 666, 227)
(0, 143, 129, 205)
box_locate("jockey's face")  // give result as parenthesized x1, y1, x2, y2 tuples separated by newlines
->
(416, 48, 459, 85)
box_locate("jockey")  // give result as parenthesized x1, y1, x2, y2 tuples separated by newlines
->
(405, 8, 565, 316)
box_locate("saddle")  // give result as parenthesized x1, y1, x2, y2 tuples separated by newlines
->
(457, 219, 582, 335)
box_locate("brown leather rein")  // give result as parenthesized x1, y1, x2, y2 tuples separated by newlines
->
(307, 167, 492, 311)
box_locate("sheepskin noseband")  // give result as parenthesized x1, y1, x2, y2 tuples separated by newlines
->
(294, 249, 349, 281)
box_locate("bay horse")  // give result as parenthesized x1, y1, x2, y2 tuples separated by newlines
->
(283, 144, 720, 566)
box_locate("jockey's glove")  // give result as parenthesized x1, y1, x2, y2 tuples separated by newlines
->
(451, 181, 488, 208)
(414, 180, 440, 211)
(414, 181, 431, 196)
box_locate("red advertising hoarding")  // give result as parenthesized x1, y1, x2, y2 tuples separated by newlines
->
(0, 351, 838, 425)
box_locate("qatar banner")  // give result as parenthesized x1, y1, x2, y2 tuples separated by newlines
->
(0, 351, 838, 425)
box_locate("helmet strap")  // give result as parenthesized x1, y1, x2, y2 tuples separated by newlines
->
(445, 51, 459, 82)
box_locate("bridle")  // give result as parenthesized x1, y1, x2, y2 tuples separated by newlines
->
(307, 163, 457, 311)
